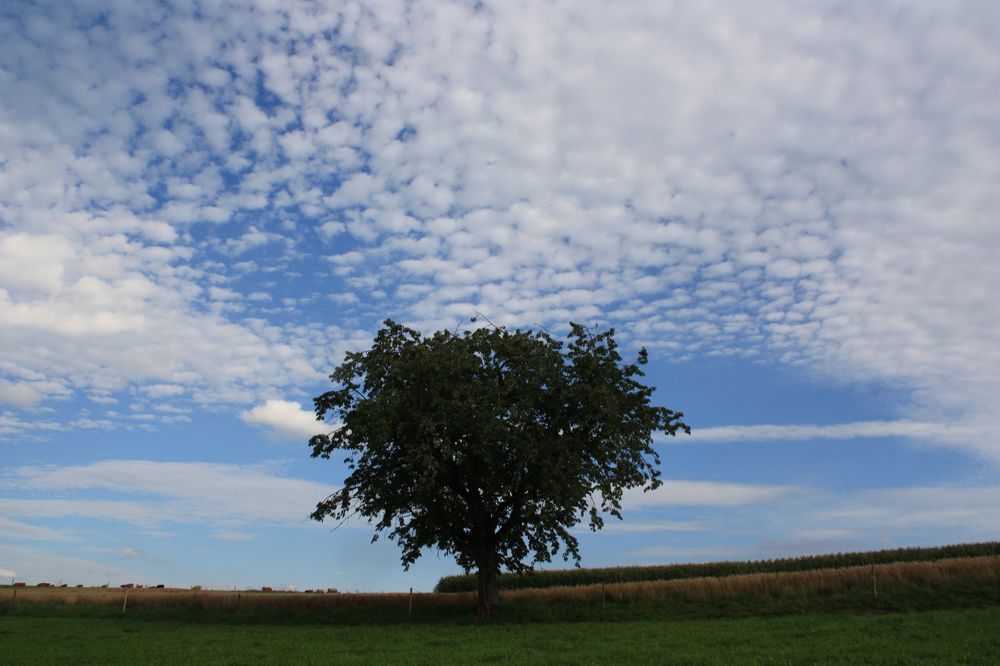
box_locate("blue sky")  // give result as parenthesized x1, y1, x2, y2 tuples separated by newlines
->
(1, 0, 998, 592)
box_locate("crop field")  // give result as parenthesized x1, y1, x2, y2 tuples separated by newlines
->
(4, 555, 999, 622)
(436, 541, 1000, 592)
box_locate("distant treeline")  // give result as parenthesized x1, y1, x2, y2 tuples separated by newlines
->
(433, 542, 1000, 593)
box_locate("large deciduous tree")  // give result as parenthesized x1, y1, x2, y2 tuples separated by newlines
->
(309, 319, 689, 617)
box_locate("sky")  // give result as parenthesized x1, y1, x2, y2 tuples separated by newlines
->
(1, 0, 998, 592)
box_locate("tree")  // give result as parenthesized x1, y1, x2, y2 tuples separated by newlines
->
(308, 319, 689, 618)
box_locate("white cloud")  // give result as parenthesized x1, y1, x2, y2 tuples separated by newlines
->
(0, 567, 15, 578)
(211, 530, 254, 541)
(220, 227, 284, 256)
(600, 521, 704, 534)
(3, 460, 337, 528)
(627, 546, 748, 561)
(0, 545, 134, 587)
(819, 485, 1000, 534)
(240, 399, 323, 441)
(0, 498, 175, 527)
(793, 529, 859, 541)
(686, 420, 972, 443)
(0, 412, 64, 437)
(614, 481, 1000, 565)
(0, 379, 60, 408)
(623, 480, 800, 509)
(318, 221, 346, 240)
(141, 384, 186, 398)
(0, 233, 75, 293)
(0, 516, 72, 541)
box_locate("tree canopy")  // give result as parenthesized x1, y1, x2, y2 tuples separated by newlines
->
(309, 319, 689, 617)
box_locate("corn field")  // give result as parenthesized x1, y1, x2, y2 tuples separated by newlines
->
(435, 541, 1000, 592)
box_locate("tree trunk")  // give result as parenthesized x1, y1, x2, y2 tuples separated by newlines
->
(475, 552, 499, 619)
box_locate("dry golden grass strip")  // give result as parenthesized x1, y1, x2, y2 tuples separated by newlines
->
(3, 584, 475, 611)
(499, 555, 1000, 604)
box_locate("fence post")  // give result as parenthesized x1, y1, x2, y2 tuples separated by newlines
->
(11, 587, 16, 605)
(601, 583, 606, 611)
(408, 587, 414, 617)
(871, 563, 878, 600)
(122, 589, 129, 613)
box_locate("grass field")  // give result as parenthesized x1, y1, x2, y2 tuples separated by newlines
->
(2, 607, 999, 664)
(0, 556, 1000, 666)
(4, 554, 998, 663)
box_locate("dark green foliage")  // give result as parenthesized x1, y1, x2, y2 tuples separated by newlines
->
(309, 319, 688, 616)
(434, 541, 1000, 592)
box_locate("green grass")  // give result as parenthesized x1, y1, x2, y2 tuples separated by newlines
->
(1, 607, 999, 664)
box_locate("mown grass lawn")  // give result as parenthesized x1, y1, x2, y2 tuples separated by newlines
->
(2, 607, 998, 664)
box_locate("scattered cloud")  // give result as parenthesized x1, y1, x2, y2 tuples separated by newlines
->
(819, 485, 1000, 534)
(623, 480, 801, 509)
(793, 529, 861, 541)
(141, 384, 186, 399)
(624, 482, 1000, 565)
(211, 530, 254, 542)
(627, 546, 748, 561)
(600, 521, 704, 534)
(0, 545, 134, 587)
(686, 420, 975, 444)
(0, 1, 995, 463)
(0, 413, 64, 437)
(0, 379, 65, 408)
(3, 460, 336, 529)
(0, 516, 74, 542)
